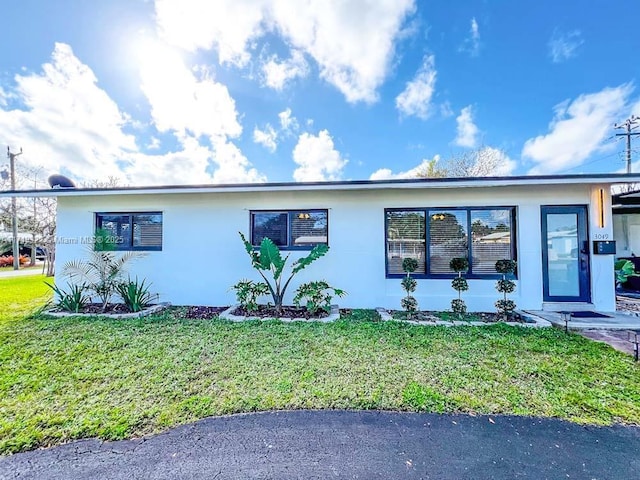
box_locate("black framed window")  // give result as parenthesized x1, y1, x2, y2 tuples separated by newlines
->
(385, 207, 516, 278)
(250, 210, 328, 249)
(95, 212, 162, 251)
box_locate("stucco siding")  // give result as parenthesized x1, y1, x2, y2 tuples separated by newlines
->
(54, 183, 615, 311)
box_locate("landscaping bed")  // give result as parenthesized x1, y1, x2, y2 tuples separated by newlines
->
(231, 305, 330, 320)
(388, 310, 527, 323)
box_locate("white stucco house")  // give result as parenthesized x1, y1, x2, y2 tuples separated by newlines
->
(4, 173, 640, 312)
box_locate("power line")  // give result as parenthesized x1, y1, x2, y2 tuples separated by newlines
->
(614, 115, 640, 173)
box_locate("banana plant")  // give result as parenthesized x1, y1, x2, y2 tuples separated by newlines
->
(239, 232, 329, 314)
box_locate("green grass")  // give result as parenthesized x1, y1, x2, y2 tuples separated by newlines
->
(1, 276, 639, 454)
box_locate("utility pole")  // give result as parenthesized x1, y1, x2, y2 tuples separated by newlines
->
(7, 147, 22, 270)
(614, 115, 640, 173)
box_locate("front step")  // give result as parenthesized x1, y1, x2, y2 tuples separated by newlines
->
(542, 302, 596, 312)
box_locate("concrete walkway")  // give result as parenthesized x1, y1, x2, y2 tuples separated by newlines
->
(0, 266, 45, 278)
(525, 309, 640, 331)
(1, 411, 638, 480)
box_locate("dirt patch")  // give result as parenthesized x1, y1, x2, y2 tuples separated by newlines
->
(231, 305, 329, 320)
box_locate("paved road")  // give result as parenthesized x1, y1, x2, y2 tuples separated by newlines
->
(1, 411, 639, 480)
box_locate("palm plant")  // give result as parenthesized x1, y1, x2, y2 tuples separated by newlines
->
(63, 250, 143, 312)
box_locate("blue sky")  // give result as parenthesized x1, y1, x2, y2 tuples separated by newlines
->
(1, 0, 640, 186)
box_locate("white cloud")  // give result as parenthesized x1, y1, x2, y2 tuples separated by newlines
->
(0, 42, 264, 186)
(137, 42, 241, 142)
(440, 101, 454, 118)
(548, 29, 583, 63)
(253, 124, 278, 152)
(278, 108, 298, 133)
(454, 105, 479, 148)
(522, 85, 632, 174)
(395, 55, 437, 119)
(460, 17, 480, 56)
(0, 87, 7, 107)
(154, 0, 416, 103)
(292, 129, 347, 181)
(370, 155, 441, 180)
(0, 43, 137, 182)
(261, 49, 309, 90)
(210, 140, 266, 183)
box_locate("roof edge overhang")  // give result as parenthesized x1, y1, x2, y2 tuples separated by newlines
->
(2, 173, 640, 198)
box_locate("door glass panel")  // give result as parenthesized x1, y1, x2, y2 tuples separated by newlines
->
(546, 213, 579, 297)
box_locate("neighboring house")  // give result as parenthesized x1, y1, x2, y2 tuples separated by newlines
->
(3, 173, 639, 312)
(613, 189, 640, 259)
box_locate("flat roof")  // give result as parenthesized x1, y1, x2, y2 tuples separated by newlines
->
(2, 173, 640, 198)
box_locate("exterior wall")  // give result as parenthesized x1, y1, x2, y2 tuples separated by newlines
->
(55, 183, 616, 311)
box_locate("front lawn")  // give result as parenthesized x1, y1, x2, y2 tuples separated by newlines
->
(1, 276, 639, 454)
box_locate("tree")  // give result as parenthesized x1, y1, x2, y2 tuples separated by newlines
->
(416, 146, 513, 179)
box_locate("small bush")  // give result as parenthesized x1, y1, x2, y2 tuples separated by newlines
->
(449, 257, 469, 273)
(400, 257, 420, 315)
(450, 298, 467, 316)
(401, 276, 417, 292)
(402, 257, 419, 273)
(495, 259, 517, 319)
(0, 255, 30, 268)
(400, 295, 418, 313)
(46, 282, 89, 313)
(116, 277, 154, 313)
(451, 276, 469, 292)
(231, 279, 269, 312)
(293, 280, 346, 315)
(495, 259, 516, 275)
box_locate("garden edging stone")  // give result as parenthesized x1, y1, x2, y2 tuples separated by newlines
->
(219, 304, 340, 322)
(44, 302, 171, 319)
(375, 308, 551, 328)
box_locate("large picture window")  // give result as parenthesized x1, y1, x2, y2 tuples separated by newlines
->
(95, 212, 163, 251)
(385, 207, 516, 277)
(250, 210, 328, 249)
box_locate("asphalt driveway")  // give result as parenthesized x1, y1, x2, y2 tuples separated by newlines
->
(1, 410, 638, 480)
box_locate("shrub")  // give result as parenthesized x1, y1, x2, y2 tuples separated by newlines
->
(46, 282, 89, 313)
(293, 280, 346, 315)
(615, 259, 639, 288)
(400, 257, 419, 316)
(116, 277, 154, 313)
(0, 255, 30, 268)
(450, 257, 469, 320)
(495, 259, 517, 320)
(231, 279, 269, 312)
(239, 232, 329, 314)
(63, 250, 143, 312)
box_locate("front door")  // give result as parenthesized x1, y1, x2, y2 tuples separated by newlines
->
(541, 206, 591, 302)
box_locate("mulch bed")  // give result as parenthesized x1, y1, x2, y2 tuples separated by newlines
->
(231, 305, 329, 320)
(390, 310, 525, 323)
(70, 303, 133, 315)
(182, 306, 230, 319)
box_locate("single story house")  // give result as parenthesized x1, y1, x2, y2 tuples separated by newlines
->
(4, 173, 640, 312)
